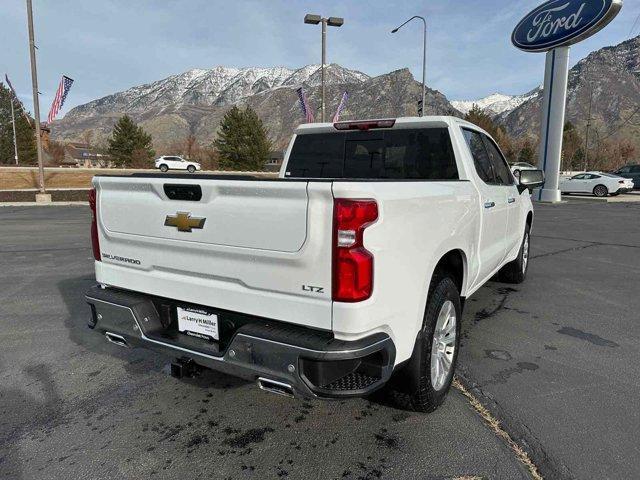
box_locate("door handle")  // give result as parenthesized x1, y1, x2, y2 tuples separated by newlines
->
(484, 201, 496, 209)
(507, 197, 516, 204)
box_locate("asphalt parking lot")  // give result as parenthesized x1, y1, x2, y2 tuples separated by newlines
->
(1, 201, 638, 479)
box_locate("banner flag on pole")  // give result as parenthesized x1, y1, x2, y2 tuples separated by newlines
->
(4, 74, 32, 123)
(296, 87, 315, 123)
(47, 75, 74, 124)
(332, 91, 349, 123)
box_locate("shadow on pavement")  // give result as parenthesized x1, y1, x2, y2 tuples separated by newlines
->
(0, 362, 62, 480)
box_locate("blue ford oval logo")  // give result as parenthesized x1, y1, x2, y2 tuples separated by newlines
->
(512, 0, 623, 52)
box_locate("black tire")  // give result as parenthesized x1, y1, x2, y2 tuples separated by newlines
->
(159, 164, 168, 172)
(498, 224, 530, 284)
(187, 165, 196, 173)
(593, 184, 608, 197)
(388, 272, 462, 413)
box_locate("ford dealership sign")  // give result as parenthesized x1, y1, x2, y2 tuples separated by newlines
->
(512, 0, 623, 52)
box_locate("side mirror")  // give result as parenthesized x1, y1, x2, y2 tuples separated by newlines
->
(518, 169, 545, 193)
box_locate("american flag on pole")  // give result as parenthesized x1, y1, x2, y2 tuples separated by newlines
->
(296, 87, 315, 123)
(332, 91, 349, 123)
(47, 75, 74, 124)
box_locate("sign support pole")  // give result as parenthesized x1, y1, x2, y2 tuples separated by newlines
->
(534, 46, 570, 203)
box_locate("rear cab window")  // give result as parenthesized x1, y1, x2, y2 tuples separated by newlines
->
(284, 127, 459, 180)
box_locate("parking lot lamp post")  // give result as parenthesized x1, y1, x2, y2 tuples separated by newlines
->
(392, 16, 427, 116)
(304, 14, 344, 122)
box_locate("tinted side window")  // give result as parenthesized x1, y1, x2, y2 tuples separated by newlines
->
(631, 166, 640, 173)
(483, 135, 514, 185)
(286, 133, 345, 177)
(462, 129, 494, 184)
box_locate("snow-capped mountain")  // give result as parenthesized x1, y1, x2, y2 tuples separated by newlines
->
(502, 35, 640, 144)
(451, 89, 539, 116)
(65, 64, 370, 120)
(53, 65, 459, 149)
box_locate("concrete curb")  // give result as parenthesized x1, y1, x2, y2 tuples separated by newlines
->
(0, 201, 88, 207)
(563, 193, 640, 203)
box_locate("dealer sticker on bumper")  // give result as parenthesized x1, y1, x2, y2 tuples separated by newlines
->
(177, 306, 219, 341)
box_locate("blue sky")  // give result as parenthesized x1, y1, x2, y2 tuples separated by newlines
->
(2, 0, 639, 117)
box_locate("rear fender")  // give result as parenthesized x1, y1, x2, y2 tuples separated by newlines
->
(413, 244, 469, 341)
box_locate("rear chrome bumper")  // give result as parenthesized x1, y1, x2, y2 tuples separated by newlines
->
(85, 285, 395, 399)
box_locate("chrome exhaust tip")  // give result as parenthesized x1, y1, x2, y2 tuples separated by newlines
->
(257, 377, 294, 398)
(105, 332, 129, 348)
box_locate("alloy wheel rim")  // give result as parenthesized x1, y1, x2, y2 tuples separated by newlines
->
(430, 300, 457, 391)
(522, 233, 529, 274)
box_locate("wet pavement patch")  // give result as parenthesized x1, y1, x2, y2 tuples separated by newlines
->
(488, 362, 540, 385)
(557, 326, 619, 348)
(222, 427, 275, 449)
(373, 428, 399, 450)
(185, 434, 209, 448)
(485, 350, 512, 361)
(474, 296, 507, 322)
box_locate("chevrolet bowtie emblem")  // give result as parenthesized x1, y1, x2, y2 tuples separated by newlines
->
(164, 212, 206, 232)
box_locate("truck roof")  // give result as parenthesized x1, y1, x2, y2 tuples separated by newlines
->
(294, 116, 487, 136)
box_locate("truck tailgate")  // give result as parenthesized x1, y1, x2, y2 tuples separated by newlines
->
(94, 176, 333, 330)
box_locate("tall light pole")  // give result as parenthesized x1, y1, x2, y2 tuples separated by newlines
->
(392, 16, 427, 117)
(26, 0, 48, 199)
(304, 14, 344, 122)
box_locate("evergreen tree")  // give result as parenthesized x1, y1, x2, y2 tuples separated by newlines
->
(465, 104, 500, 138)
(0, 83, 36, 165)
(107, 115, 154, 167)
(562, 121, 583, 171)
(214, 106, 272, 171)
(465, 104, 515, 159)
(518, 140, 536, 164)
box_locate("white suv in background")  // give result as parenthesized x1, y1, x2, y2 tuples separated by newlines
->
(155, 156, 201, 173)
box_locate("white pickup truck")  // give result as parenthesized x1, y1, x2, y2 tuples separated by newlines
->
(86, 116, 544, 412)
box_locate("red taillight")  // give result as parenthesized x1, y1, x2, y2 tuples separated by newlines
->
(334, 119, 395, 131)
(88, 188, 101, 261)
(332, 199, 378, 302)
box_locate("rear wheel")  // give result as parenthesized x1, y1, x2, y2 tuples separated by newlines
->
(498, 224, 530, 284)
(187, 165, 196, 173)
(390, 273, 461, 413)
(159, 164, 168, 172)
(593, 184, 608, 197)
